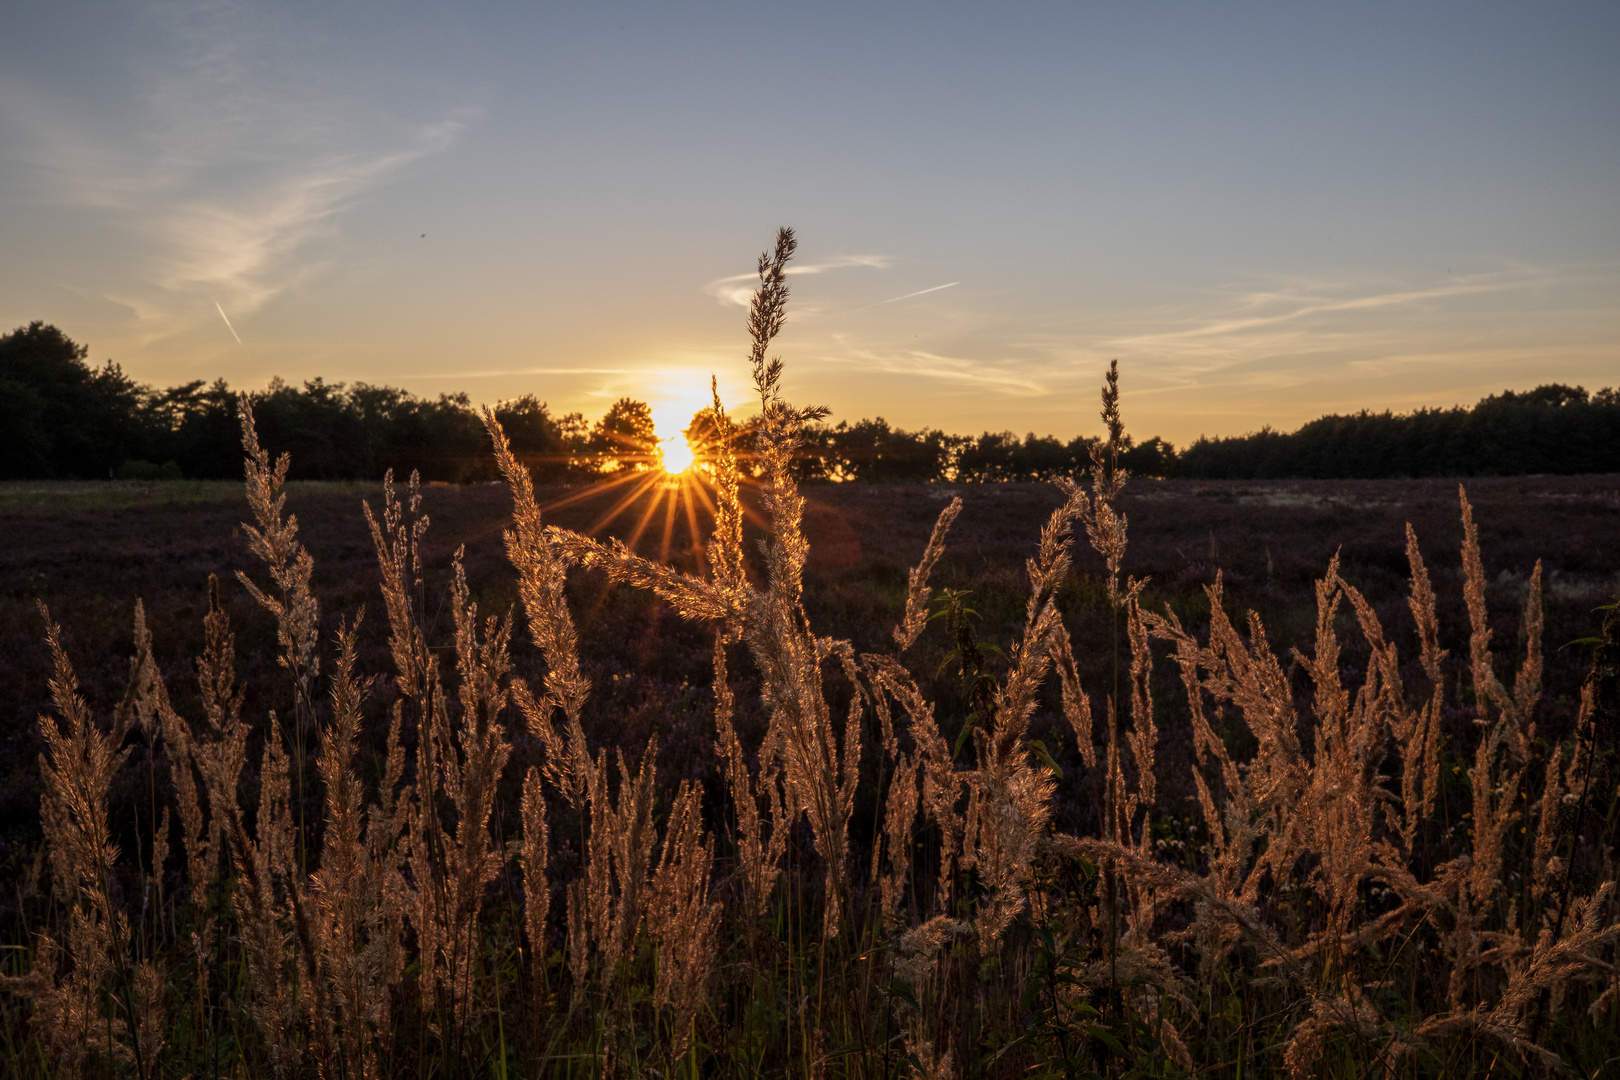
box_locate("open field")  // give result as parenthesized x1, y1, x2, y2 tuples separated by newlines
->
(4, 473, 1618, 856)
(4, 472, 1617, 875)
(6, 470, 1617, 727)
(1, 468, 1617, 1076)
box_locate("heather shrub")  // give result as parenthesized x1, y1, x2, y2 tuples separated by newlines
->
(2, 230, 1617, 1079)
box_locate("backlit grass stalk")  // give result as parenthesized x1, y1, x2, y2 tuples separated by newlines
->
(1, 606, 159, 1079)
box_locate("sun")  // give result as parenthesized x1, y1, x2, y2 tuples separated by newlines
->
(659, 432, 694, 474)
(540, 407, 772, 569)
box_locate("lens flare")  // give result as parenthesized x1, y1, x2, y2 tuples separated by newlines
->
(659, 433, 694, 474)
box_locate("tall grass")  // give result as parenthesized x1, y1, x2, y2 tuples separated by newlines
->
(3, 228, 1617, 1078)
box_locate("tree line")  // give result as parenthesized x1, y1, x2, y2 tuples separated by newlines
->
(3, 321, 1615, 483)
(1175, 383, 1620, 478)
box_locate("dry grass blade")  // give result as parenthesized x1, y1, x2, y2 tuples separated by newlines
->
(1123, 598, 1157, 820)
(1403, 525, 1447, 840)
(877, 752, 920, 918)
(864, 654, 964, 905)
(363, 469, 432, 699)
(483, 408, 595, 803)
(647, 781, 721, 1058)
(712, 634, 780, 917)
(520, 766, 550, 980)
(582, 741, 659, 976)
(728, 230, 856, 940)
(960, 478, 1096, 949)
(438, 548, 515, 1031)
(310, 613, 399, 1079)
(1078, 361, 1131, 606)
(704, 375, 749, 607)
(550, 528, 736, 622)
(235, 394, 320, 696)
(2, 605, 152, 1078)
(895, 497, 962, 653)
(1459, 485, 1525, 729)
(1049, 623, 1095, 768)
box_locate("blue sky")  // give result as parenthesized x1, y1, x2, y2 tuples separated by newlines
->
(2, 1, 1616, 444)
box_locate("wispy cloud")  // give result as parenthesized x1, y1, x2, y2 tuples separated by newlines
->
(1094, 263, 1619, 388)
(822, 340, 1047, 396)
(706, 254, 892, 307)
(1343, 343, 1616, 381)
(1110, 276, 1516, 350)
(849, 281, 960, 312)
(151, 120, 464, 314)
(0, 1, 472, 343)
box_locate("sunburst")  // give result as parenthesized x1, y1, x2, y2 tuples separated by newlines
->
(536, 426, 776, 568)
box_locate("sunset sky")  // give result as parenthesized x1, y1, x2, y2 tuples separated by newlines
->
(2, 1, 1616, 446)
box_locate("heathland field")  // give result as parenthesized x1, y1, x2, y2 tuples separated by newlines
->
(4, 473, 1616, 796)
(1, 461, 1617, 1076)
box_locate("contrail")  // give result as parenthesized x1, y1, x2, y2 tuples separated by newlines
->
(853, 281, 960, 311)
(214, 301, 243, 345)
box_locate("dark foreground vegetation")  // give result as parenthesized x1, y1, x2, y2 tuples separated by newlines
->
(5, 469, 1620, 1079)
(5, 457, 1619, 1076)
(1, 235, 1618, 1078)
(4, 319, 1616, 483)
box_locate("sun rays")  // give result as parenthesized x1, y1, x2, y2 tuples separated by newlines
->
(532, 408, 769, 566)
(537, 449, 772, 568)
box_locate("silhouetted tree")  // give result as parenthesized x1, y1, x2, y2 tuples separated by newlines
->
(1177, 384, 1620, 479)
(686, 405, 767, 477)
(825, 418, 958, 482)
(591, 397, 658, 472)
(0, 322, 148, 478)
(956, 431, 1102, 482)
(495, 395, 590, 482)
(1120, 435, 1176, 478)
